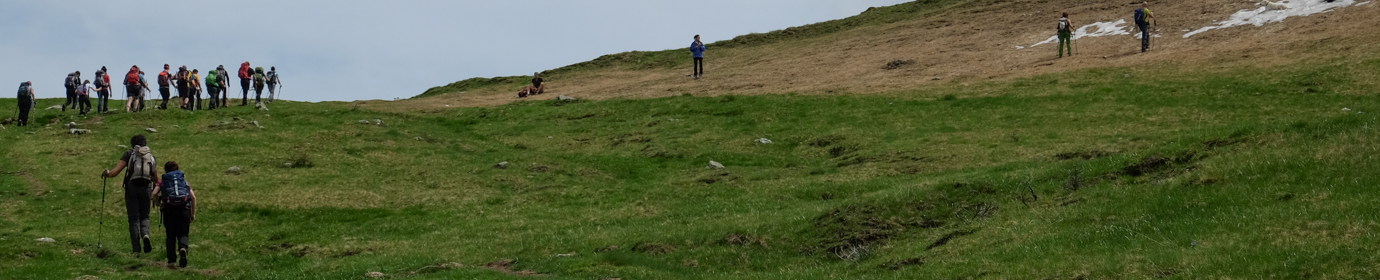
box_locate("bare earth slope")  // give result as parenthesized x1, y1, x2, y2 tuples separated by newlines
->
(371, 0, 1379, 111)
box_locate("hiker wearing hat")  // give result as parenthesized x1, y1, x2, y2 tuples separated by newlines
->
(16, 81, 34, 126)
(1134, 1, 1155, 53)
(1057, 12, 1074, 58)
(690, 35, 706, 80)
(100, 134, 160, 257)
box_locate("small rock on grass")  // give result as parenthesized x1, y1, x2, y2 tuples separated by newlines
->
(45, 105, 61, 110)
(69, 129, 91, 135)
(708, 160, 725, 169)
(226, 166, 242, 175)
(145, 128, 157, 133)
(755, 138, 773, 144)
(558, 95, 577, 101)
(65, 122, 78, 128)
(366, 271, 384, 278)
(358, 120, 370, 124)
(495, 161, 509, 169)
(36, 237, 54, 243)
(374, 119, 383, 125)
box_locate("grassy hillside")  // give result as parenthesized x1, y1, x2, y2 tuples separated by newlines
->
(3, 54, 1380, 279)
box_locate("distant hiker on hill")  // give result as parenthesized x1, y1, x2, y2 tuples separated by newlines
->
(16, 82, 34, 127)
(63, 71, 80, 112)
(266, 67, 281, 103)
(98, 68, 112, 113)
(1058, 12, 1074, 58)
(238, 62, 252, 106)
(85, 79, 100, 114)
(157, 65, 172, 110)
(175, 66, 190, 110)
(253, 67, 266, 105)
(77, 80, 93, 115)
(136, 71, 150, 112)
(690, 35, 706, 80)
(1134, 2, 1155, 53)
(124, 66, 143, 113)
(188, 69, 202, 110)
(519, 72, 545, 98)
(205, 68, 221, 110)
(101, 134, 159, 257)
(152, 161, 197, 268)
(216, 66, 230, 107)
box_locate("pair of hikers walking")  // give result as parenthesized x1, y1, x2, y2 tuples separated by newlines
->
(238, 62, 282, 106)
(100, 135, 198, 267)
(1055, 2, 1156, 57)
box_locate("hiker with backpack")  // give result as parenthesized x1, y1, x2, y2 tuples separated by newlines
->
(152, 161, 197, 268)
(690, 35, 706, 80)
(1057, 12, 1075, 58)
(266, 67, 281, 103)
(187, 69, 202, 111)
(174, 66, 190, 110)
(157, 65, 172, 110)
(205, 68, 220, 110)
(1134, 2, 1155, 53)
(100, 134, 159, 257)
(253, 67, 266, 105)
(77, 80, 93, 115)
(63, 71, 80, 112)
(238, 62, 251, 106)
(98, 68, 111, 113)
(216, 66, 230, 107)
(15, 82, 34, 127)
(124, 66, 143, 113)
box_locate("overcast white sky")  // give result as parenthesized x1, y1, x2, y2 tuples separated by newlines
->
(1, 0, 910, 102)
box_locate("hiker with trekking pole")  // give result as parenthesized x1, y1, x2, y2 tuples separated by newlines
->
(123, 66, 143, 113)
(1058, 12, 1074, 58)
(99, 134, 159, 257)
(16, 81, 34, 127)
(238, 62, 252, 106)
(216, 65, 230, 107)
(266, 67, 281, 103)
(1135, 1, 1156, 53)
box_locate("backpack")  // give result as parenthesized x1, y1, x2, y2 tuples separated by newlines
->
(17, 82, 30, 100)
(65, 74, 78, 89)
(1134, 8, 1148, 25)
(93, 72, 107, 88)
(206, 70, 219, 87)
(239, 63, 252, 79)
(158, 71, 170, 86)
(1058, 17, 1070, 32)
(127, 146, 157, 183)
(125, 71, 140, 86)
(160, 171, 193, 206)
(267, 71, 278, 85)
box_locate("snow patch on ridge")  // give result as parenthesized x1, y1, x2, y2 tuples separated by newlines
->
(1184, 0, 1359, 38)
(1028, 19, 1133, 48)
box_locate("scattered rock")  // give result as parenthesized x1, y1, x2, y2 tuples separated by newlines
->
(358, 120, 370, 124)
(36, 237, 54, 243)
(374, 119, 383, 125)
(558, 95, 577, 101)
(708, 160, 725, 169)
(46, 105, 61, 110)
(414, 136, 424, 141)
(365, 271, 384, 278)
(1342, 107, 1351, 111)
(65, 122, 79, 128)
(555, 252, 576, 257)
(255, 102, 269, 111)
(282, 162, 294, 168)
(69, 129, 91, 135)
(755, 138, 773, 144)
(145, 128, 157, 133)
(251, 121, 263, 128)
(172, 125, 180, 128)
(495, 161, 509, 169)
(226, 166, 242, 175)
(932, 76, 942, 81)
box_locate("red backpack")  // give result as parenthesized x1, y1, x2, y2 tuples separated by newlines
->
(239, 63, 252, 79)
(126, 71, 141, 86)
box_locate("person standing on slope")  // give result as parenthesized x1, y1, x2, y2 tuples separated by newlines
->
(266, 67, 281, 103)
(690, 35, 706, 80)
(84, 80, 99, 115)
(77, 80, 93, 115)
(253, 67, 266, 105)
(205, 68, 220, 109)
(1134, 2, 1155, 53)
(153, 161, 197, 268)
(124, 66, 143, 113)
(238, 62, 252, 106)
(100, 134, 160, 257)
(157, 65, 172, 110)
(98, 68, 112, 113)
(63, 71, 80, 112)
(1057, 13, 1074, 58)
(216, 65, 230, 107)
(16, 82, 34, 126)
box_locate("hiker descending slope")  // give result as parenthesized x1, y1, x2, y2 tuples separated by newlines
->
(63, 71, 80, 112)
(266, 67, 281, 103)
(238, 62, 251, 106)
(15, 82, 34, 127)
(158, 65, 172, 110)
(1134, 2, 1155, 53)
(100, 135, 159, 257)
(690, 35, 706, 80)
(1058, 13, 1074, 58)
(152, 161, 197, 268)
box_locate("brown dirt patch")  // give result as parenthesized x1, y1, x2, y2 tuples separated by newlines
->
(482, 259, 547, 277)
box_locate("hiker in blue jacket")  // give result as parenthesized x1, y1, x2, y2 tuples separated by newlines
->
(1134, 2, 1155, 53)
(690, 35, 706, 80)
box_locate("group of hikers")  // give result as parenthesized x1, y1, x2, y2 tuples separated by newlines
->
(1056, 2, 1156, 58)
(98, 134, 199, 267)
(10, 62, 282, 127)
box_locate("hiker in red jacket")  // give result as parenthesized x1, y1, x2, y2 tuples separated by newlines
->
(238, 62, 252, 106)
(124, 66, 142, 112)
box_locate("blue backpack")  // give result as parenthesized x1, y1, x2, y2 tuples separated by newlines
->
(1134, 9, 1148, 25)
(161, 170, 193, 206)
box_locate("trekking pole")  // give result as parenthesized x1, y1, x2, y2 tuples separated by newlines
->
(98, 175, 107, 249)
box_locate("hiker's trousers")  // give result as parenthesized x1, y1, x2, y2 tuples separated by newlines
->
(17, 103, 30, 126)
(693, 57, 704, 77)
(159, 87, 170, 109)
(97, 89, 110, 113)
(1058, 31, 1072, 57)
(78, 95, 91, 115)
(124, 180, 153, 254)
(240, 79, 251, 105)
(1137, 22, 1150, 52)
(162, 204, 191, 264)
(63, 87, 76, 111)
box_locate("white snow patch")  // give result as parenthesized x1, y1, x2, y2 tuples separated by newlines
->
(1030, 20, 1133, 47)
(1014, 45, 1025, 49)
(1358, 1, 1370, 5)
(1185, 0, 1359, 38)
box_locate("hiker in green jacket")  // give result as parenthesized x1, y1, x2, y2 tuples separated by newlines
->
(253, 67, 266, 105)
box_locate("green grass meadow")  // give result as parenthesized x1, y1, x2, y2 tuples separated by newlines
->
(2, 57, 1380, 279)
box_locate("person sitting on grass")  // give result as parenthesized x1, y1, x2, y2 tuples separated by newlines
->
(517, 72, 546, 98)
(153, 161, 197, 268)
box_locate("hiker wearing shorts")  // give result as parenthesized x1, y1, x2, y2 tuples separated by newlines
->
(158, 65, 172, 110)
(174, 66, 190, 110)
(690, 35, 706, 80)
(124, 66, 143, 113)
(1058, 13, 1074, 58)
(238, 62, 252, 106)
(266, 67, 280, 103)
(63, 71, 80, 112)
(153, 161, 196, 267)
(1134, 2, 1155, 53)
(100, 135, 159, 257)
(16, 82, 34, 127)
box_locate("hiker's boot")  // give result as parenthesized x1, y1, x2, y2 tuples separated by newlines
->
(178, 248, 188, 268)
(142, 235, 152, 253)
